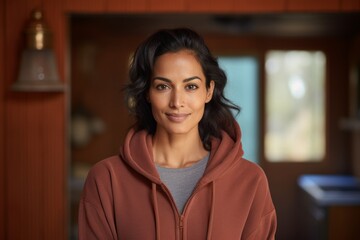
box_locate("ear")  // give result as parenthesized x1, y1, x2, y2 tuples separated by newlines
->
(205, 80, 215, 103)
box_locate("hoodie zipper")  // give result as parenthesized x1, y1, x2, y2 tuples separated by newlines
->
(179, 215, 184, 240)
(160, 181, 210, 240)
(159, 183, 183, 240)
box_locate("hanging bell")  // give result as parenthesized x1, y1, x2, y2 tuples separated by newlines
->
(12, 9, 64, 92)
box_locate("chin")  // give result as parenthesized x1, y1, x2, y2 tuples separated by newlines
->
(164, 124, 199, 136)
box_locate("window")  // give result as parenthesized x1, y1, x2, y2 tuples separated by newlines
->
(218, 57, 259, 163)
(265, 51, 326, 162)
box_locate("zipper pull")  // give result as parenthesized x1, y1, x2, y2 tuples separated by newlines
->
(179, 215, 184, 229)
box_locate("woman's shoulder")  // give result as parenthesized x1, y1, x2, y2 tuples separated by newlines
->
(80, 156, 123, 206)
(233, 157, 269, 182)
(85, 155, 122, 181)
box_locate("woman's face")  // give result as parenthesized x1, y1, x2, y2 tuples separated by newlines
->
(148, 50, 214, 136)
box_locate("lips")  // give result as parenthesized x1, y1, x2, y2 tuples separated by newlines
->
(165, 113, 190, 122)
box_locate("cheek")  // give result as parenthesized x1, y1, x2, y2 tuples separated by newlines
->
(149, 94, 168, 114)
(149, 91, 162, 106)
(150, 103, 162, 123)
(189, 100, 207, 118)
(189, 93, 208, 108)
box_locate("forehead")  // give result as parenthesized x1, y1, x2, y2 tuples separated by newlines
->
(153, 50, 203, 74)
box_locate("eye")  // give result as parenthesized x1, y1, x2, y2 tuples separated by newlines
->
(155, 84, 170, 91)
(185, 84, 198, 91)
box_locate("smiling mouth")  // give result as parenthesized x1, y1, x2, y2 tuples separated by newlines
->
(165, 113, 190, 122)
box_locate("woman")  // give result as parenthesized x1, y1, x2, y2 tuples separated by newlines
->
(78, 28, 277, 240)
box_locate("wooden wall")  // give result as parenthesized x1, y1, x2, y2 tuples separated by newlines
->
(62, 0, 360, 12)
(1, 1, 5, 239)
(3, 0, 67, 239)
(1, 0, 359, 239)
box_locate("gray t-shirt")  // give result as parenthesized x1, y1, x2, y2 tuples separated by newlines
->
(156, 155, 209, 213)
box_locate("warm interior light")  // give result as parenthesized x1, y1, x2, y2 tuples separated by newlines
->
(12, 9, 64, 92)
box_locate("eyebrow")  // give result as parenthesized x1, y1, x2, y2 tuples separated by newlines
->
(152, 76, 202, 83)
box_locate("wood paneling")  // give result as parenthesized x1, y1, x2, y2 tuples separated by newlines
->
(106, 0, 149, 12)
(328, 206, 360, 240)
(42, 94, 67, 239)
(0, 0, 5, 239)
(42, 1, 68, 239)
(43, 0, 66, 84)
(64, 0, 105, 12)
(149, 0, 186, 12)
(235, 0, 286, 12)
(7, 95, 43, 240)
(354, 133, 360, 178)
(189, 0, 359, 12)
(70, 24, 138, 166)
(350, 36, 360, 178)
(4, 3, 36, 236)
(341, 0, 360, 10)
(188, 0, 235, 12)
(327, 39, 352, 172)
(107, 0, 189, 13)
(287, 0, 341, 11)
(5, 0, 67, 239)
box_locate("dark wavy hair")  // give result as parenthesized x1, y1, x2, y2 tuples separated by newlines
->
(125, 28, 240, 150)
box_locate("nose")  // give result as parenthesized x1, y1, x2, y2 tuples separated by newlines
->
(169, 88, 184, 108)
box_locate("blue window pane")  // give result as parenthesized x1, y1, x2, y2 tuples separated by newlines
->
(218, 57, 259, 163)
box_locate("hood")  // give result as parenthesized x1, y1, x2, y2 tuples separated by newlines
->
(119, 123, 244, 239)
(119, 122, 244, 185)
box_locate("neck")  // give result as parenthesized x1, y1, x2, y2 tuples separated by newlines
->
(152, 130, 208, 168)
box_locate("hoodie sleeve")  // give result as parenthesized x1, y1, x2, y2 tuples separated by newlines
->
(78, 161, 117, 240)
(242, 169, 277, 240)
(244, 209, 277, 240)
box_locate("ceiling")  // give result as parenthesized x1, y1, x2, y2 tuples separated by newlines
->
(72, 13, 360, 37)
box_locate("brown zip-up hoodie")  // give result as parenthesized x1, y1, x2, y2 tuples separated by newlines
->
(78, 123, 277, 240)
